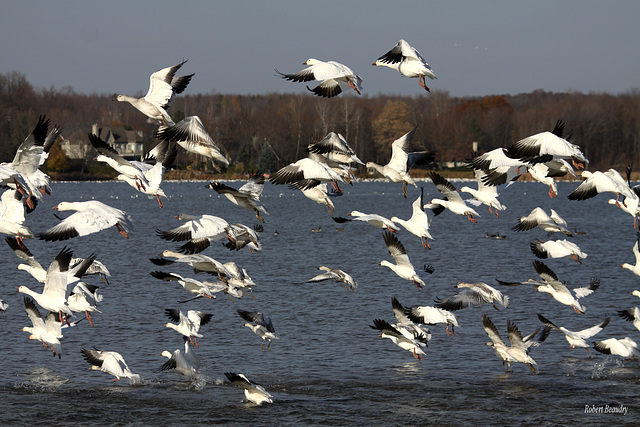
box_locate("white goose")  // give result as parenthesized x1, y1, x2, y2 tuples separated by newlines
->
(369, 318, 428, 360)
(372, 39, 437, 91)
(379, 231, 425, 289)
(459, 169, 506, 217)
(38, 201, 133, 241)
(435, 282, 509, 311)
(207, 172, 269, 223)
(159, 337, 199, 377)
(81, 347, 140, 382)
(333, 210, 399, 232)
(593, 337, 640, 359)
(621, 232, 640, 276)
(304, 265, 358, 291)
(512, 207, 572, 236)
(0, 188, 33, 245)
(482, 314, 550, 372)
(150, 271, 214, 302)
(506, 121, 588, 168)
(22, 296, 63, 358)
(67, 282, 102, 327)
(537, 313, 609, 350)
(164, 309, 213, 347)
(366, 128, 435, 197)
(17, 246, 84, 323)
(429, 171, 480, 223)
(237, 310, 278, 350)
(618, 306, 640, 332)
(276, 58, 362, 98)
(530, 238, 587, 263)
(568, 169, 637, 213)
(288, 180, 338, 214)
(156, 115, 230, 172)
(404, 303, 459, 336)
(156, 213, 232, 254)
(115, 60, 193, 126)
(224, 372, 273, 405)
(390, 188, 434, 248)
(5, 115, 61, 200)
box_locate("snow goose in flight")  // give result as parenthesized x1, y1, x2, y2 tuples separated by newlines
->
(379, 231, 425, 289)
(537, 313, 609, 351)
(429, 171, 480, 223)
(81, 347, 141, 383)
(366, 128, 435, 197)
(89, 133, 150, 190)
(165, 309, 213, 347)
(333, 210, 399, 232)
(390, 187, 435, 249)
(0, 188, 33, 247)
(237, 310, 278, 350)
(207, 172, 269, 223)
(67, 282, 102, 327)
(512, 207, 572, 236)
(6, 236, 103, 285)
(224, 372, 274, 405)
(156, 115, 230, 172)
(223, 223, 262, 253)
(38, 201, 133, 241)
(482, 314, 550, 372)
(151, 250, 233, 278)
(156, 213, 233, 254)
(303, 265, 358, 291)
(288, 180, 338, 215)
(459, 169, 506, 217)
(22, 296, 63, 358)
(497, 260, 598, 314)
(150, 271, 214, 302)
(568, 169, 638, 213)
(466, 147, 532, 187)
(269, 153, 347, 194)
(369, 318, 429, 361)
(116, 140, 177, 208)
(618, 306, 640, 332)
(390, 297, 433, 344)
(0, 298, 7, 313)
(530, 238, 587, 263)
(159, 337, 199, 377)
(5, 115, 62, 201)
(307, 132, 364, 172)
(276, 58, 362, 98)
(505, 120, 588, 169)
(115, 60, 193, 126)
(435, 282, 509, 312)
(404, 302, 459, 336)
(17, 246, 94, 324)
(373, 39, 437, 91)
(593, 337, 640, 359)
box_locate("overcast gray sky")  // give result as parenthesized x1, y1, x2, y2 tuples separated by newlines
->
(1, 1, 638, 98)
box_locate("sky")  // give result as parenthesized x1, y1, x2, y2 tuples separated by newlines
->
(1, 1, 639, 98)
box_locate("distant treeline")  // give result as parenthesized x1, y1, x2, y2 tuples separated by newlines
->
(1, 70, 638, 173)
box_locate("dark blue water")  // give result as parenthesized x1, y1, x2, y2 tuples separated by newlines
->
(0, 179, 638, 425)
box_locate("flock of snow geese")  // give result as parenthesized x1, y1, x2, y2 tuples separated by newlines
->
(2, 39, 640, 405)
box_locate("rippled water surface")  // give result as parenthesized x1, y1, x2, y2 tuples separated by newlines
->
(0, 179, 638, 425)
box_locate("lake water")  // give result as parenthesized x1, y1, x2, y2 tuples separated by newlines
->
(0, 178, 638, 425)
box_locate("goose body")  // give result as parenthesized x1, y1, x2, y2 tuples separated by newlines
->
(115, 60, 193, 126)
(277, 58, 362, 98)
(379, 231, 425, 289)
(81, 347, 140, 382)
(224, 372, 273, 405)
(373, 39, 436, 91)
(38, 201, 133, 241)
